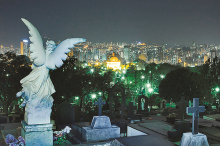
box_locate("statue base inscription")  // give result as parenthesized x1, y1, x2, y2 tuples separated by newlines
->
(180, 132, 209, 146)
(21, 120, 53, 146)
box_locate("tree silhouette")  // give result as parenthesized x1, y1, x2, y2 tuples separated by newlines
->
(0, 52, 31, 114)
(159, 67, 210, 103)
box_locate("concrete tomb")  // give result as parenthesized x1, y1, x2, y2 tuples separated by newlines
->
(179, 98, 209, 146)
(82, 116, 120, 142)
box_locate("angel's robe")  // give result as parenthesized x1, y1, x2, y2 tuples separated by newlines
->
(20, 64, 55, 114)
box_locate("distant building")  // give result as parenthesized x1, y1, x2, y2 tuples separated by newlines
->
(107, 53, 121, 70)
(172, 55, 178, 65)
(20, 40, 29, 56)
(210, 49, 217, 62)
(123, 46, 130, 62)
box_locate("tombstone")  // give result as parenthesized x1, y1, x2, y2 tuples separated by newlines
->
(114, 97, 119, 111)
(94, 97, 106, 116)
(176, 96, 188, 121)
(0, 103, 4, 113)
(55, 102, 75, 130)
(126, 102, 138, 121)
(108, 85, 126, 119)
(168, 97, 190, 140)
(179, 98, 209, 146)
(73, 105, 80, 122)
(82, 116, 120, 142)
(160, 98, 167, 109)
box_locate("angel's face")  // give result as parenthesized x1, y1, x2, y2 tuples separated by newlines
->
(46, 40, 56, 52)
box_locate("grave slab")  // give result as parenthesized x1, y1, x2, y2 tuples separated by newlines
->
(138, 120, 173, 136)
(116, 135, 176, 146)
(82, 116, 120, 142)
(203, 114, 220, 121)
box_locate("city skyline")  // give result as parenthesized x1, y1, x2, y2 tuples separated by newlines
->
(1, 0, 220, 48)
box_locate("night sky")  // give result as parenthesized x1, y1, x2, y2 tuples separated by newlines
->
(1, 0, 220, 48)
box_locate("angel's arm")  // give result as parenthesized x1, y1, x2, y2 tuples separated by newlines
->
(45, 38, 86, 70)
(21, 18, 46, 66)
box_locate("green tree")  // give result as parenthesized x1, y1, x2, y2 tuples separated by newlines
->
(159, 67, 210, 103)
(0, 52, 31, 114)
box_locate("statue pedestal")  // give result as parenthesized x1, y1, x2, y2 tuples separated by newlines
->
(25, 111, 50, 125)
(21, 121, 53, 146)
(180, 132, 209, 146)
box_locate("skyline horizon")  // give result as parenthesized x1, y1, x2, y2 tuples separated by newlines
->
(1, 0, 220, 48)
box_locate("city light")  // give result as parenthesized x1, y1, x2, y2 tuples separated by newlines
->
(91, 68, 94, 73)
(75, 96, 79, 100)
(147, 83, 151, 88)
(23, 39, 28, 43)
(141, 75, 145, 79)
(215, 87, 220, 92)
(122, 76, 125, 80)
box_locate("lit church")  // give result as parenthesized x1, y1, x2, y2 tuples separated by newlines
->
(107, 53, 121, 70)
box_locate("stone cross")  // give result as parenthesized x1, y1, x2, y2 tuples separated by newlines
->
(177, 96, 188, 121)
(186, 98, 205, 135)
(94, 97, 106, 116)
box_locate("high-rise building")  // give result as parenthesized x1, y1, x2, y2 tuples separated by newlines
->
(123, 46, 130, 62)
(20, 40, 29, 56)
(210, 49, 217, 62)
(204, 54, 208, 63)
(158, 47, 163, 62)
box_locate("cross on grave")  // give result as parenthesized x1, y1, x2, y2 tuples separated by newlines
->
(94, 97, 106, 116)
(177, 96, 188, 121)
(186, 98, 205, 135)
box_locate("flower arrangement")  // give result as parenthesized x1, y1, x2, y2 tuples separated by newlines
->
(53, 126, 71, 145)
(5, 134, 25, 146)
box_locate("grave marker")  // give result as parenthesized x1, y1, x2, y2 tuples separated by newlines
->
(186, 98, 205, 135)
(94, 97, 106, 116)
(126, 102, 138, 120)
(177, 96, 188, 121)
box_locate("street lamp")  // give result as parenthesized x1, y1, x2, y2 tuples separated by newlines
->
(148, 88, 153, 93)
(146, 83, 151, 88)
(160, 74, 165, 79)
(92, 94, 96, 99)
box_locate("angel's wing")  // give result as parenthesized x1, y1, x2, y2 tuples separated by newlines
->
(45, 38, 86, 70)
(21, 18, 46, 66)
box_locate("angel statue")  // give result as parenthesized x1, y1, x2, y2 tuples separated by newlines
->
(16, 18, 86, 125)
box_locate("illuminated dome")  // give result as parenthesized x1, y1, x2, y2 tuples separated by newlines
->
(109, 53, 120, 62)
(110, 56, 119, 62)
(107, 53, 121, 70)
